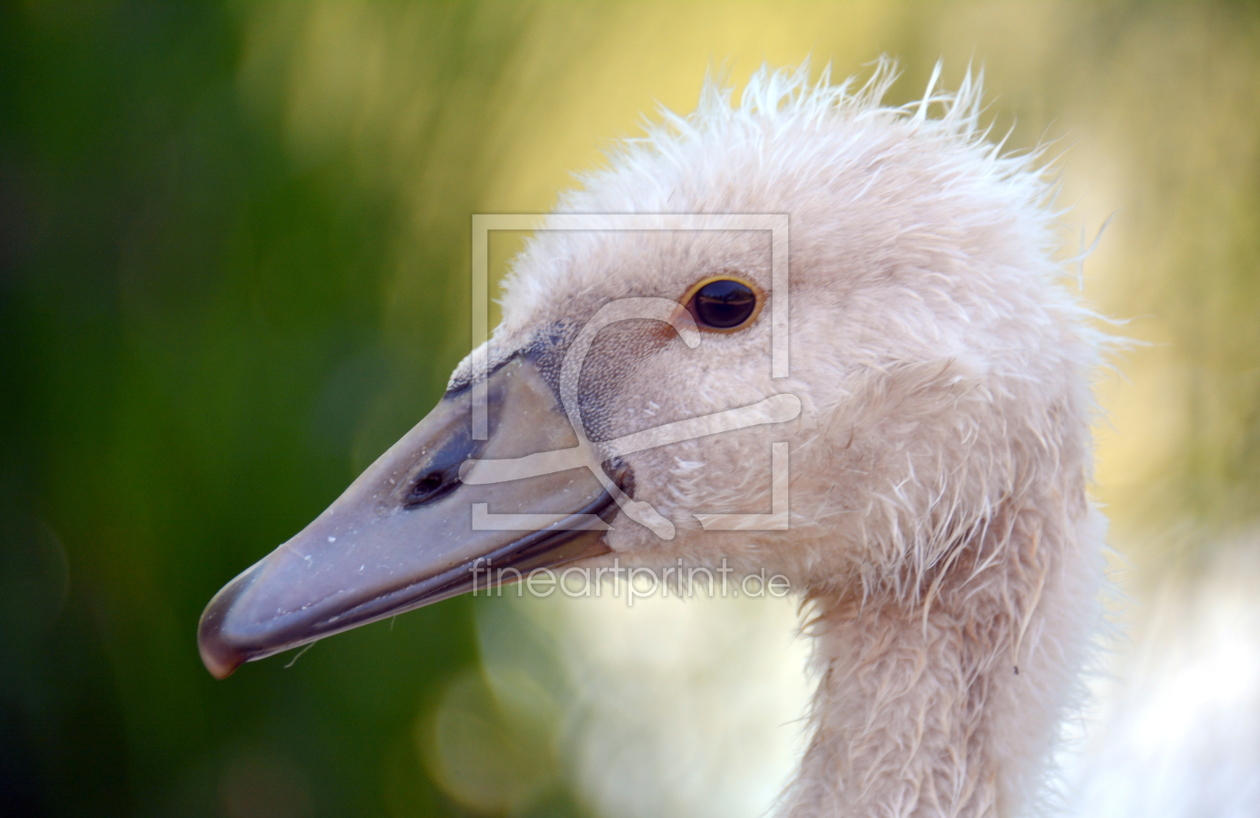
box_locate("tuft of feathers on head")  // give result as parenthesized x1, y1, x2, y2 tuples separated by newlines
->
(569, 58, 1053, 223)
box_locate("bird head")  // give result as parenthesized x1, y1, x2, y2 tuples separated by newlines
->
(198, 64, 1096, 679)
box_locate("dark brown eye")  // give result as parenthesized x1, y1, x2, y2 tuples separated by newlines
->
(684, 277, 759, 331)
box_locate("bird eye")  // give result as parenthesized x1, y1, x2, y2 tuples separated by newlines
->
(683, 277, 761, 331)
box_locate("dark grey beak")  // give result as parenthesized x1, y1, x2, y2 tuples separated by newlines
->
(197, 356, 616, 679)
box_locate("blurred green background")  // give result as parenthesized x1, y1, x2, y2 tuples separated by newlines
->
(2, 1, 1258, 816)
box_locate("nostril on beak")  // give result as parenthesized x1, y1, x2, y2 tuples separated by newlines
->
(404, 469, 458, 508)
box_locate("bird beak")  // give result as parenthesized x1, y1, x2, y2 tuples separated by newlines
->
(197, 355, 616, 679)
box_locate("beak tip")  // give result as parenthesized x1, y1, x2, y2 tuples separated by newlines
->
(198, 609, 246, 679)
(200, 644, 241, 680)
(197, 570, 256, 680)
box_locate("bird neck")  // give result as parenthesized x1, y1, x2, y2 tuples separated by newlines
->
(783, 501, 1100, 818)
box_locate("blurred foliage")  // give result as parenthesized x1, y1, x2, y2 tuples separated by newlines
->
(2, 1, 1258, 816)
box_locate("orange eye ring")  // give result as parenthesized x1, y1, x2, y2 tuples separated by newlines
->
(678, 274, 765, 332)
